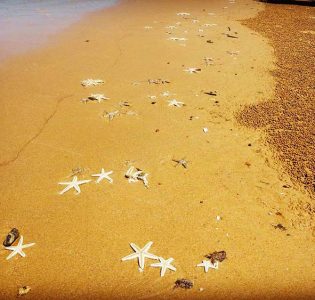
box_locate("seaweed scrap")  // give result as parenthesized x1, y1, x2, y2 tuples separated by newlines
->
(174, 278, 193, 289)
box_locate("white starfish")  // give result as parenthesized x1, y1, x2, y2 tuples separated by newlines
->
(197, 260, 219, 272)
(125, 166, 149, 187)
(168, 37, 187, 41)
(104, 110, 119, 121)
(168, 99, 184, 107)
(92, 168, 113, 184)
(81, 94, 109, 103)
(58, 176, 91, 195)
(184, 67, 201, 74)
(161, 91, 171, 97)
(165, 25, 177, 29)
(177, 12, 190, 17)
(5, 236, 35, 260)
(122, 242, 158, 270)
(150, 257, 176, 277)
(81, 79, 104, 87)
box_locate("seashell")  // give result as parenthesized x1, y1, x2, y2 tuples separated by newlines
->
(3, 228, 20, 247)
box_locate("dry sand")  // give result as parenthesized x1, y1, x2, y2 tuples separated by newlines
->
(0, 0, 314, 299)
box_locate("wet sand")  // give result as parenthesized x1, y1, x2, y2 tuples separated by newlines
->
(0, 0, 314, 299)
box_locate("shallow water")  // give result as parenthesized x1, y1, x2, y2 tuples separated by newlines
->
(0, 0, 117, 62)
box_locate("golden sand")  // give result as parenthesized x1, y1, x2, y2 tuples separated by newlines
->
(0, 0, 314, 299)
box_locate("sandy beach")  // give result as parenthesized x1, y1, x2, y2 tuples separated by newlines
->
(0, 0, 314, 299)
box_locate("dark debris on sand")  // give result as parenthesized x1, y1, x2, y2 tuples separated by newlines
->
(205, 250, 227, 263)
(174, 279, 193, 289)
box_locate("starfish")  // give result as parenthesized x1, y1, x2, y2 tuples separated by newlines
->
(165, 25, 177, 29)
(144, 26, 153, 29)
(5, 236, 35, 260)
(103, 110, 119, 121)
(92, 168, 113, 184)
(177, 12, 190, 17)
(184, 67, 201, 74)
(150, 257, 176, 277)
(81, 79, 104, 87)
(121, 241, 158, 270)
(161, 91, 171, 97)
(125, 166, 149, 187)
(197, 260, 219, 272)
(58, 176, 91, 195)
(168, 99, 185, 107)
(168, 37, 187, 41)
(81, 94, 109, 103)
(173, 158, 188, 168)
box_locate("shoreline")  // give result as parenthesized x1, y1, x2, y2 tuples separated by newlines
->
(0, 0, 314, 299)
(0, 0, 120, 64)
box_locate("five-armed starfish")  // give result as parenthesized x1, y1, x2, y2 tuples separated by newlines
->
(121, 241, 158, 270)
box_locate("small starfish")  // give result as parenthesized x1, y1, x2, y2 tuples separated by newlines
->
(173, 158, 188, 168)
(125, 166, 149, 187)
(103, 110, 119, 121)
(168, 37, 187, 41)
(177, 12, 190, 17)
(150, 257, 176, 277)
(118, 101, 131, 107)
(58, 176, 91, 195)
(197, 260, 219, 272)
(81, 79, 104, 87)
(5, 236, 35, 260)
(184, 67, 201, 74)
(144, 26, 153, 29)
(121, 241, 158, 270)
(161, 91, 171, 97)
(165, 25, 177, 29)
(81, 94, 109, 103)
(203, 23, 217, 27)
(168, 99, 185, 107)
(92, 168, 113, 184)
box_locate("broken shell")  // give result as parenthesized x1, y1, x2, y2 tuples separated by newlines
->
(3, 228, 20, 247)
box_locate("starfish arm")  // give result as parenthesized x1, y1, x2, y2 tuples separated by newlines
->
(21, 243, 35, 249)
(197, 263, 204, 267)
(96, 176, 103, 184)
(18, 249, 26, 258)
(73, 184, 81, 194)
(106, 176, 113, 183)
(160, 266, 167, 277)
(91, 173, 101, 178)
(145, 252, 159, 260)
(6, 250, 17, 260)
(4, 246, 16, 251)
(121, 253, 139, 261)
(142, 241, 153, 252)
(130, 243, 141, 253)
(150, 262, 162, 268)
(59, 184, 73, 195)
(78, 180, 92, 185)
(139, 253, 145, 269)
(58, 181, 71, 186)
(168, 265, 177, 272)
